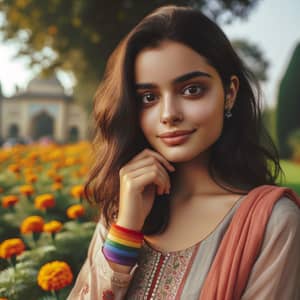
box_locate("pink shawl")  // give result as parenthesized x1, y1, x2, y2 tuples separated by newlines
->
(199, 185, 300, 300)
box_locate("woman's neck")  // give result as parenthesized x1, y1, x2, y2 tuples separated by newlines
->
(170, 151, 232, 205)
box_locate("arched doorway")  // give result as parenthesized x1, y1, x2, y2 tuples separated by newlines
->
(31, 110, 54, 140)
(8, 124, 19, 137)
(68, 126, 79, 142)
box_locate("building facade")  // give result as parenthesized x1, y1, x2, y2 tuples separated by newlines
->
(0, 76, 89, 143)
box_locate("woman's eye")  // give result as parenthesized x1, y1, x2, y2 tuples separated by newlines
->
(139, 92, 157, 104)
(182, 85, 203, 96)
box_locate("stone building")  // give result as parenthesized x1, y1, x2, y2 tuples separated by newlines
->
(0, 75, 89, 143)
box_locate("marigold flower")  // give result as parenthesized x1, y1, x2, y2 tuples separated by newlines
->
(70, 185, 84, 199)
(19, 185, 35, 196)
(20, 216, 44, 234)
(66, 204, 85, 219)
(25, 174, 38, 184)
(52, 182, 63, 191)
(37, 261, 73, 291)
(43, 221, 63, 234)
(2, 195, 19, 208)
(0, 238, 25, 259)
(8, 164, 20, 173)
(53, 174, 63, 183)
(35, 194, 55, 210)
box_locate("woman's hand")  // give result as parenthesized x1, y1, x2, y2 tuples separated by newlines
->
(117, 148, 175, 231)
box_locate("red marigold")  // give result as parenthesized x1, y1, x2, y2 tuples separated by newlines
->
(34, 194, 55, 210)
(2, 195, 19, 208)
(0, 238, 25, 259)
(66, 204, 85, 219)
(20, 216, 44, 234)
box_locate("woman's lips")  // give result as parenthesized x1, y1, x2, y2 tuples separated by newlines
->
(160, 131, 195, 146)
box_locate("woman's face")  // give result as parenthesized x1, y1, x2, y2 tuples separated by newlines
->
(135, 40, 237, 163)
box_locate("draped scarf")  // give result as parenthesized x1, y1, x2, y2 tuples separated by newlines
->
(199, 185, 300, 300)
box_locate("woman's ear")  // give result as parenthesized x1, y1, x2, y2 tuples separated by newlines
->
(225, 75, 239, 110)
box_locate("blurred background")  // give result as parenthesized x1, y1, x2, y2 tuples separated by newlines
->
(0, 0, 299, 299)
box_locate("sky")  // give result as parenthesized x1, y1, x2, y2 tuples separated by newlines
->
(0, 0, 299, 108)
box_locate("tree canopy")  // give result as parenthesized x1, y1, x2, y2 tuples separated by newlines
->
(0, 0, 261, 109)
(276, 43, 300, 158)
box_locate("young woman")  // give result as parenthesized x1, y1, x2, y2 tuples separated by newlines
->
(68, 5, 300, 300)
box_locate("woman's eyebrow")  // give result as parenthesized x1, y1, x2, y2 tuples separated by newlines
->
(135, 70, 212, 90)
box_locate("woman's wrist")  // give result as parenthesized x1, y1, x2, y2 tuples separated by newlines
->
(116, 218, 144, 232)
(103, 222, 144, 266)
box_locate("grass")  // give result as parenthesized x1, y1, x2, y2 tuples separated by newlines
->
(279, 160, 300, 195)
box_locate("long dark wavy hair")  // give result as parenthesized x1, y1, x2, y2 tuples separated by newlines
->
(84, 5, 283, 234)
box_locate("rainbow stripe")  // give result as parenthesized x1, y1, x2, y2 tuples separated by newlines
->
(102, 223, 144, 266)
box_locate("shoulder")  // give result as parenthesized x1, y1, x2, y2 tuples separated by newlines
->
(269, 196, 300, 225)
(264, 196, 300, 242)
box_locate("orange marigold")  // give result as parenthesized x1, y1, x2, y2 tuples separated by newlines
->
(53, 174, 63, 183)
(51, 182, 62, 191)
(70, 185, 84, 199)
(66, 204, 85, 219)
(43, 221, 63, 233)
(8, 164, 20, 173)
(25, 174, 38, 184)
(2, 195, 19, 208)
(37, 261, 73, 291)
(21, 216, 44, 234)
(0, 238, 25, 259)
(19, 185, 35, 196)
(35, 194, 55, 210)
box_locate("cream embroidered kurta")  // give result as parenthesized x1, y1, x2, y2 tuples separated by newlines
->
(67, 195, 300, 299)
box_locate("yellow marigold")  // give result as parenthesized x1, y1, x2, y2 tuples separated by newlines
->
(37, 261, 73, 291)
(64, 157, 77, 166)
(19, 185, 35, 196)
(0, 238, 25, 259)
(66, 204, 85, 219)
(2, 195, 19, 208)
(35, 194, 55, 210)
(21, 216, 44, 234)
(51, 182, 62, 191)
(8, 164, 21, 173)
(43, 221, 63, 233)
(70, 185, 84, 199)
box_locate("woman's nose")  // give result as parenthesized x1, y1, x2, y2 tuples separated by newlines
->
(160, 94, 183, 125)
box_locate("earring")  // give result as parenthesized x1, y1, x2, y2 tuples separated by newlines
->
(225, 109, 232, 119)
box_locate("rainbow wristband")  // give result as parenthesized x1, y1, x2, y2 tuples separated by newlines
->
(102, 223, 144, 266)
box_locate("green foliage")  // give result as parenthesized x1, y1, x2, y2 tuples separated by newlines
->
(288, 128, 300, 161)
(276, 43, 300, 158)
(279, 160, 300, 195)
(0, 223, 95, 299)
(0, 0, 260, 109)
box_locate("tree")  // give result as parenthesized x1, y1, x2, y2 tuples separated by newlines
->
(276, 43, 300, 158)
(0, 0, 261, 110)
(232, 39, 269, 81)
